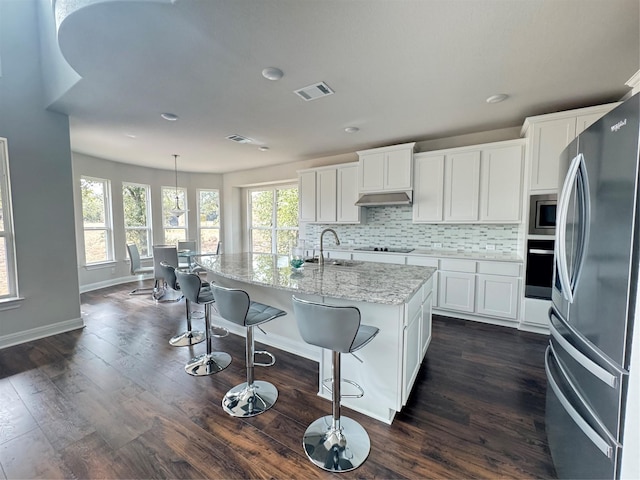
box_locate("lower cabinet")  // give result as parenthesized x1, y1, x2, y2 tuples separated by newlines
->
(438, 271, 475, 312)
(402, 305, 421, 403)
(475, 274, 519, 320)
(436, 259, 522, 325)
(421, 289, 433, 357)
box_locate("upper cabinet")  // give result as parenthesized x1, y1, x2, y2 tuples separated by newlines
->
(479, 143, 524, 222)
(298, 163, 363, 224)
(413, 139, 524, 224)
(357, 142, 415, 192)
(522, 103, 620, 192)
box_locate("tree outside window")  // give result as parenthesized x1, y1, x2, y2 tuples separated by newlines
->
(249, 185, 298, 254)
(198, 189, 220, 253)
(123, 182, 152, 257)
(162, 186, 187, 244)
(81, 176, 113, 264)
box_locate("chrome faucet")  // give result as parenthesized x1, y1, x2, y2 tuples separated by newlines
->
(319, 228, 340, 265)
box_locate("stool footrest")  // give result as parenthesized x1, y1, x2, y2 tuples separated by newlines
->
(321, 378, 364, 399)
(254, 350, 275, 367)
(210, 325, 229, 338)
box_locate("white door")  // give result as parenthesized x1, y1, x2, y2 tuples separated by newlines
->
(444, 151, 480, 221)
(479, 144, 523, 222)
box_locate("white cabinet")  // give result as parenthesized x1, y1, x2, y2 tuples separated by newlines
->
(336, 164, 361, 223)
(444, 150, 480, 222)
(476, 274, 519, 320)
(413, 139, 523, 224)
(479, 143, 524, 222)
(421, 285, 433, 357)
(412, 153, 444, 222)
(522, 103, 619, 192)
(357, 142, 415, 193)
(402, 297, 422, 403)
(435, 258, 522, 324)
(298, 163, 362, 224)
(438, 270, 476, 313)
(316, 168, 337, 223)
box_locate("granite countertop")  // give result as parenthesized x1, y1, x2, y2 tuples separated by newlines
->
(195, 253, 436, 306)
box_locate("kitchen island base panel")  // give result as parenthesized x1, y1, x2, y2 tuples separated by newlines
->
(208, 273, 429, 424)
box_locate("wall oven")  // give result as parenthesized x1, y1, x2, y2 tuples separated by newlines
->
(529, 194, 557, 235)
(525, 239, 555, 300)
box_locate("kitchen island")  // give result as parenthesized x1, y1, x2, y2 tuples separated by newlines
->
(195, 252, 435, 424)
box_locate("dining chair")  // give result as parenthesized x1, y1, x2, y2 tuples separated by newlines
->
(178, 240, 197, 269)
(152, 245, 182, 302)
(126, 243, 154, 295)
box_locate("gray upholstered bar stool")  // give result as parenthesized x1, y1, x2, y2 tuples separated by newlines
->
(175, 270, 231, 376)
(211, 284, 286, 417)
(291, 296, 379, 473)
(160, 262, 205, 347)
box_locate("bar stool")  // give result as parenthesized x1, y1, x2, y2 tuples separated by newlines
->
(175, 271, 232, 376)
(159, 262, 205, 347)
(211, 284, 286, 417)
(291, 296, 379, 472)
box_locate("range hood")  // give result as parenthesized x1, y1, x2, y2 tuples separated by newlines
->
(355, 191, 412, 207)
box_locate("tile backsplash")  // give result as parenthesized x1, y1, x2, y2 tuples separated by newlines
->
(303, 205, 520, 253)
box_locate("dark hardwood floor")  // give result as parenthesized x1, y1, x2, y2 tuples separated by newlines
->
(0, 282, 556, 479)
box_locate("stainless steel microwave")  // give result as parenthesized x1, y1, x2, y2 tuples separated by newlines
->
(529, 194, 557, 235)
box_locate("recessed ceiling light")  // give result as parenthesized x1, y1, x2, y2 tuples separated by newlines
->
(161, 112, 179, 121)
(262, 67, 284, 81)
(344, 126, 360, 134)
(125, 133, 137, 138)
(486, 94, 509, 104)
(258, 146, 270, 152)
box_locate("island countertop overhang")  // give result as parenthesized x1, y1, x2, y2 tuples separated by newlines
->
(194, 253, 436, 306)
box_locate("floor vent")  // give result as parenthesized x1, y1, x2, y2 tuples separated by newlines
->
(294, 82, 334, 101)
(225, 134, 253, 144)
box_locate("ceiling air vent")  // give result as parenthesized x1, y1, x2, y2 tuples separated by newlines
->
(294, 81, 334, 101)
(226, 134, 253, 144)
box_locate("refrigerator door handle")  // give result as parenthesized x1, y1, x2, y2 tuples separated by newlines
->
(545, 346, 614, 459)
(549, 322, 617, 388)
(556, 153, 584, 303)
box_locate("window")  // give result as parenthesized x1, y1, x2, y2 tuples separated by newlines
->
(80, 176, 113, 264)
(162, 186, 187, 244)
(198, 189, 220, 253)
(0, 139, 17, 299)
(249, 185, 298, 254)
(123, 182, 152, 257)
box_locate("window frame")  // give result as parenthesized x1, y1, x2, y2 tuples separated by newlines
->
(0, 138, 18, 300)
(80, 175, 114, 265)
(162, 185, 188, 244)
(197, 188, 221, 253)
(248, 183, 299, 255)
(122, 181, 153, 258)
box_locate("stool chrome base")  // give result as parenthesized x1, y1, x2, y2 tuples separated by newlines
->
(185, 352, 231, 376)
(302, 415, 370, 472)
(222, 380, 278, 417)
(169, 330, 206, 347)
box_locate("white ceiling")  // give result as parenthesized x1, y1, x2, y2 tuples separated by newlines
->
(51, 0, 639, 174)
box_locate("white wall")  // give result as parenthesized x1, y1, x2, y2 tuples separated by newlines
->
(0, 0, 83, 348)
(72, 153, 223, 291)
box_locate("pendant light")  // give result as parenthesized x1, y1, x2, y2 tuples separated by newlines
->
(170, 154, 186, 217)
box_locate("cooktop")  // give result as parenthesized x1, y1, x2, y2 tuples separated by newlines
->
(354, 247, 415, 253)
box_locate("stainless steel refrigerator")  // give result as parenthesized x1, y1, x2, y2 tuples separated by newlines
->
(547, 93, 639, 479)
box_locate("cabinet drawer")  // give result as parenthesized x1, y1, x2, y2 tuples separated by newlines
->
(439, 259, 476, 273)
(327, 250, 351, 260)
(477, 261, 521, 277)
(406, 256, 438, 267)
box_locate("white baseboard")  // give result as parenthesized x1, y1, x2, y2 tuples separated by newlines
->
(0, 317, 85, 350)
(518, 322, 550, 335)
(80, 275, 153, 293)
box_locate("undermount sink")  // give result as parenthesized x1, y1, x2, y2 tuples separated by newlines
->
(304, 258, 362, 267)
